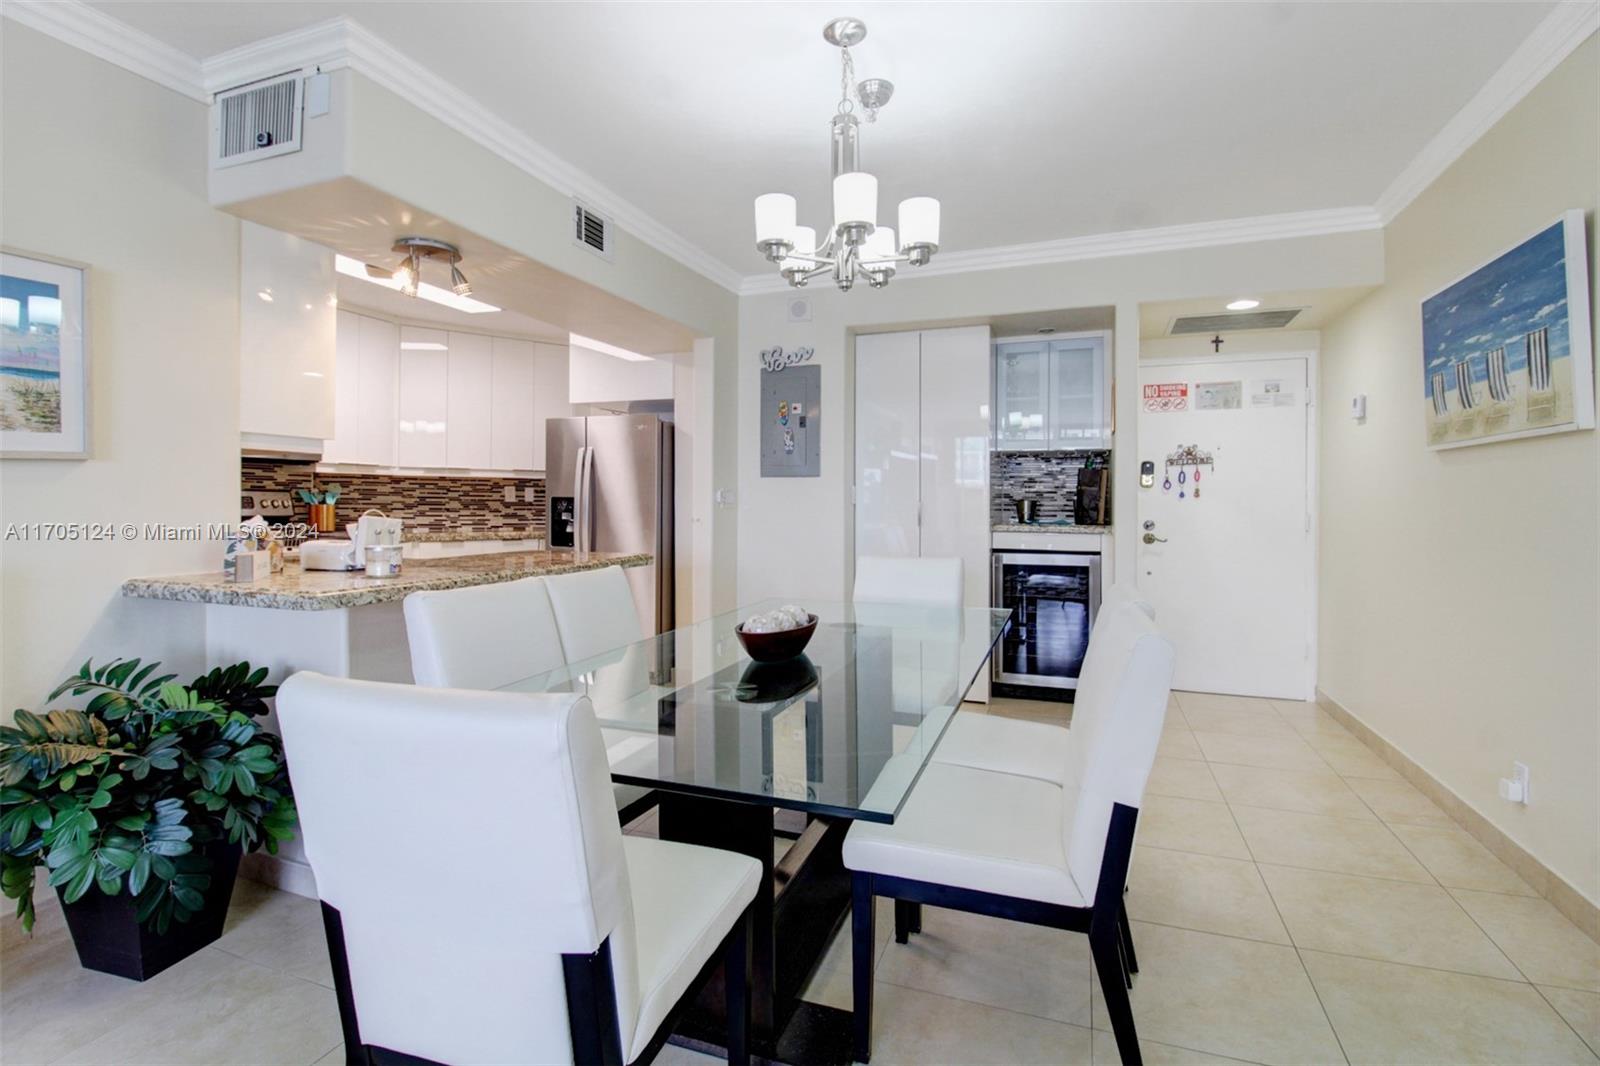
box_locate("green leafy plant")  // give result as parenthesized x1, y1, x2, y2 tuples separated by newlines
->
(0, 659, 295, 933)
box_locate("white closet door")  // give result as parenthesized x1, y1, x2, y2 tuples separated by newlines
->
(446, 332, 493, 468)
(398, 327, 448, 467)
(918, 325, 993, 614)
(491, 338, 537, 470)
(854, 330, 922, 559)
(357, 315, 398, 466)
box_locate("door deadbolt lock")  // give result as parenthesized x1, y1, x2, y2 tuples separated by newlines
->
(1142, 532, 1168, 544)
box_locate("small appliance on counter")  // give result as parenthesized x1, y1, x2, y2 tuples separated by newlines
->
(1074, 465, 1111, 526)
(300, 511, 404, 572)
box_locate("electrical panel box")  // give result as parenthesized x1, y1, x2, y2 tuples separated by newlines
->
(760, 365, 820, 477)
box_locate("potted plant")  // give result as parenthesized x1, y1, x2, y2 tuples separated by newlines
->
(0, 659, 296, 980)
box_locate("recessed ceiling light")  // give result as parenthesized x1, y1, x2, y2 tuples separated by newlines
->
(400, 341, 448, 351)
(257, 290, 273, 302)
(1226, 299, 1261, 311)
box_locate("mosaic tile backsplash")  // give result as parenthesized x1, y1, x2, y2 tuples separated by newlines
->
(243, 460, 546, 536)
(990, 450, 1112, 524)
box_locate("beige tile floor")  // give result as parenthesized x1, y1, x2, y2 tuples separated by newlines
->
(3, 692, 1596, 1065)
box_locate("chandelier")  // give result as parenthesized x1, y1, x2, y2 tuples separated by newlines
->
(752, 17, 941, 291)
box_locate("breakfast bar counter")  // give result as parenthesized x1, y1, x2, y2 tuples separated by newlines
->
(121, 550, 650, 611)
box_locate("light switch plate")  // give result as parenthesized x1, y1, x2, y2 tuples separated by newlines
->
(502, 485, 515, 503)
(523, 486, 535, 503)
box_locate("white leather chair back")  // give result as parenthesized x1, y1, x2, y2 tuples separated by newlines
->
(276, 673, 641, 1065)
(1100, 582, 1156, 621)
(403, 576, 566, 691)
(1057, 604, 1174, 902)
(854, 556, 963, 608)
(545, 565, 646, 663)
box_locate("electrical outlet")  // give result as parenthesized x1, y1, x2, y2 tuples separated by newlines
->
(1498, 761, 1530, 805)
(523, 486, 535, 503)
(502, 485, 515, 503)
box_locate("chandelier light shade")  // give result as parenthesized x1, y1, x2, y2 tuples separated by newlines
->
(753, 17, 940, 292)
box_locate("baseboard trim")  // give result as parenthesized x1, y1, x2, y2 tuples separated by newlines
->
(239, 851, 318, 900)
(1315, 688, 1599, 943)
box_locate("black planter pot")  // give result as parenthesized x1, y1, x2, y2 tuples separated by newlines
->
(55, 842, 242, 981)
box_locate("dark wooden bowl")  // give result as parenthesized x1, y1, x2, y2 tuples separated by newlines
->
(735, 615, 818, 663)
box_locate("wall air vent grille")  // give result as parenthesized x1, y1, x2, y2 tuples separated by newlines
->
(1169, 309, 1303, 335)
(213, 72, 304, 168)
(572, 200, 614, 260)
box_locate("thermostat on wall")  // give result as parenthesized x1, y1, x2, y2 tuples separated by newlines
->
(1351, 394, 1367, 421)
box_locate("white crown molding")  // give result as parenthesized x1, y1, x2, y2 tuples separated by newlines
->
(1, 0, 207, 102)
(1375, 1, 1599, 223)
(738, 206, 1384, 295)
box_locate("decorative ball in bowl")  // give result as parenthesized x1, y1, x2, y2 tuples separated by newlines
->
(735, 604, 818, 663)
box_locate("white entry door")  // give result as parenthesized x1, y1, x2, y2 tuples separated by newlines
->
(1136, 355, 1314, 699)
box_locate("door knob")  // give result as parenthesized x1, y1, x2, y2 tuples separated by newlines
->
(1142, 532, 1168, 544)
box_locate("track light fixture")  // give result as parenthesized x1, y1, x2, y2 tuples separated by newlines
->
(390, 237, 471, 302)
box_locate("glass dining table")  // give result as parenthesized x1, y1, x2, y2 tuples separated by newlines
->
(497, 598, 1012, 1064)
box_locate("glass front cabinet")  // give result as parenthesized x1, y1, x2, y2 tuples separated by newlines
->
(993, 332, 1110, 451)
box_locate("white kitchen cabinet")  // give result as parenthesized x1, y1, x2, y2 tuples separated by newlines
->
(490, 337, 536, 470)
(397, 327, 448, 468)
(854, 325, 991, 615)
(854, 330, 922, 557)
(323, 308, 362, 463)
(356, 315, 398, 466)
(447, 332, 493, 469)
(532, 343, 575, 473)
(238, 221, 336, 448)
(993, 331, 1110, 450)
(568, 339, 672, 404)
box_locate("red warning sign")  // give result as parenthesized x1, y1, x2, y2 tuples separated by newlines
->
(1143, 383, 1189, 412)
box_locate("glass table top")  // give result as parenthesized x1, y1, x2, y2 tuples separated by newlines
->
(496, 599, 1012, 823)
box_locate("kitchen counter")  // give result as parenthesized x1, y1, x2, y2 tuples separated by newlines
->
(122, 550, 650, 611)
(402, 527, 543, 543)
(991, 523, 1112, 534)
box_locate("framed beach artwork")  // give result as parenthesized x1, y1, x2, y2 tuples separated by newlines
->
(1421, 210, 1593, 450)
(0, 250, 90, 459)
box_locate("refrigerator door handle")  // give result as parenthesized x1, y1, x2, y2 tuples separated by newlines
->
(577, 446, 596, 555)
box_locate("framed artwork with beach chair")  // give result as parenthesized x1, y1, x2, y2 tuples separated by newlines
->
(1, 250, 90, 459)
(1420, 210, 1593, 450)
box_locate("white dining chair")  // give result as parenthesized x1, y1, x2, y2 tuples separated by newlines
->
(545, 565, 646, 663)
(404, 576, 566, 690)
(404, 577, 655, 822)
(852, 555, 963, 607)
(277, 673, 759, 1066)
(842, 607, 1174, 1066)
(931, 588, 1155, 784)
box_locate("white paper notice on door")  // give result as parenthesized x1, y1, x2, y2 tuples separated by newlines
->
(1195, 381, 1242, 410)
(1252, 379, 1297, 407)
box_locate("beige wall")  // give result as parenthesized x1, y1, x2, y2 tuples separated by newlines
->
(0, 25, 241, 711)
(736, 231, 1384, 606)
(1319, 37, 1599, 902)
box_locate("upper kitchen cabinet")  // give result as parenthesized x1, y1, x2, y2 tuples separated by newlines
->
(532, 343, 574, 473)
(489, 337, 536, 470)
(398, 327, 449, 467)
(568, 338, 673, 405)
(238, 221, 336, 453)
(993, 331, 1111, 451)
(323, 310, 397, 465)
(447, 332, 494, 469)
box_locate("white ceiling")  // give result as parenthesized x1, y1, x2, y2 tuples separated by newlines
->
(89, 1, 1555, 279)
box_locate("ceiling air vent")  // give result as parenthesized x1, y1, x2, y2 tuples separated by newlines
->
(212, 72, 304, 168)
(572, 199, 615, 261)
(1169, 308, 1304, 335)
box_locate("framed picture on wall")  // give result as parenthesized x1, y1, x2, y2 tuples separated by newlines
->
(1, 249, 90, 459)
(1420, 210, 1594, 450)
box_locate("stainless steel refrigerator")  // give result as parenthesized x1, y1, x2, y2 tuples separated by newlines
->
(546, 414, 674, 635)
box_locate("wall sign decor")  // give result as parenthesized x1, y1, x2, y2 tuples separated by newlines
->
(759, 345, 815, 373)
(1142, 382, 1188, 412)
(1194, 381, 1242, 410)
(1, 250, 89, 459)
(1421, 210, 1593, 449)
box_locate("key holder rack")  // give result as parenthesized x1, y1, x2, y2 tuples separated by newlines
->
(1161, 444, 1215, 499)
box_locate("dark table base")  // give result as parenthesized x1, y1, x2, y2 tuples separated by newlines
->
(657, 793, 856, 1065)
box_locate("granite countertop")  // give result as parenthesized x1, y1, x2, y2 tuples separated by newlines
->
(992, 523, 1113, 534)
(122, 550, 650, 611)
(402, 528, 544, 543)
